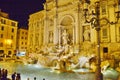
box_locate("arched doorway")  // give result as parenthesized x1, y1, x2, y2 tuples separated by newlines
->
(0, 50, 4, 57)
(8, 51, 12, 56)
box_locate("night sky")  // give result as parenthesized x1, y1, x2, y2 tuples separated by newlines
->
(0, 0, 46, 28)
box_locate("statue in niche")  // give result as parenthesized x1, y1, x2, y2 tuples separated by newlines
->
(35, 34, 39, 46)
(49, 19, 53, 26)
(30, 35, 33, 46)
(83, 26, 90, 41)
(62, 29, 69, 45)
(49, 31, 53, 43)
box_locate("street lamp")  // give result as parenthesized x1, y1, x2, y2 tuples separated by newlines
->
(83, 0, 120, 80)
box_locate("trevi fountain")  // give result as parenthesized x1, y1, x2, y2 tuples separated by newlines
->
(7, 30, 119, 80)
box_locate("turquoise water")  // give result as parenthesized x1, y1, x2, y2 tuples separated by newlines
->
(0, 61, 95, 80)
(0, 61, 119, 80)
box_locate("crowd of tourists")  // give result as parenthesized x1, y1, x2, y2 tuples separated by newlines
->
(0, 68, 46, 80)
(0, 68, 8, 80)
(0, 68, 21, 80)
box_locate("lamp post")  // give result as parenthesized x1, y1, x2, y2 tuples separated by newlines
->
(89, 2, 103, 80)
(83, 0, 120, 80)
(94, 2, 103, 80)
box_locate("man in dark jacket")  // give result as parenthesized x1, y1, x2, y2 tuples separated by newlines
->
(11, 72, 16, 80)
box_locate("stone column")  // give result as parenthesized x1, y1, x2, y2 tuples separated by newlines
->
(53, 20, 59, 45)
(73, 24, 75, 45)
(58, 26, 62, 47)
(53, 3, 59, 45)
(44, 18, 49, 45)
(108, 2, 116, 42)
(75, 22, 80, 44)
(43, 4, 49, 45)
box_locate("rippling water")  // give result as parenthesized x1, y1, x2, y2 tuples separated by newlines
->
(0, 61, 95, 80)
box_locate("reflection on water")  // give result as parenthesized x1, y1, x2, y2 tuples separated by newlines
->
(0, 61, 95, 80)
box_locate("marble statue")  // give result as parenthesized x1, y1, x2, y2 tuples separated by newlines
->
(83, 26, 90, 41)
(49, 32, 53, 43)
(62, 30, 69, 45)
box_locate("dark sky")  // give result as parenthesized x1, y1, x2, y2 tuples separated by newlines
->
(0, 0, 46, 28)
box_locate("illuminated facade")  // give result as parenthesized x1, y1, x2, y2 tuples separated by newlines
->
(28, 0, 120, 59)
(28, 11, 44, 53)
(16, 28, 28, 55)
(0, 10, 18, 57)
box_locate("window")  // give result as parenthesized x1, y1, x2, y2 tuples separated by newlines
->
(118, 0, 120, 11)
(0, 42, 3, 47)
(25, 42, 27, 45)
(25, 37, 27, 40)
(103, 47, 108, 53)
(21, 37, 24, 39)
(1, 34, 3, 38)
(11, 22, 16, 26)
(12, 28, 14, 32)
(1, 19, 6, 24)
(102, 28, 107, 38)
(37, 23, 39, 27)
(21, 42, 23, 45)
(101, 5, 106, 15)
(1, 26, 4, 30)
(11, 36, 13, 39)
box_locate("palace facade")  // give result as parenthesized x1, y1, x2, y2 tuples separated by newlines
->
(0, 10, 18, 57)
(16, 28, 28, 55)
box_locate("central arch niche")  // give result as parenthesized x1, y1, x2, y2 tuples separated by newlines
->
(59, 15, 75, 45)
(60, 16, 73, 26)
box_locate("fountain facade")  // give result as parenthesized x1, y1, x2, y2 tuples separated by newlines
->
(26, 0, 120, 78)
